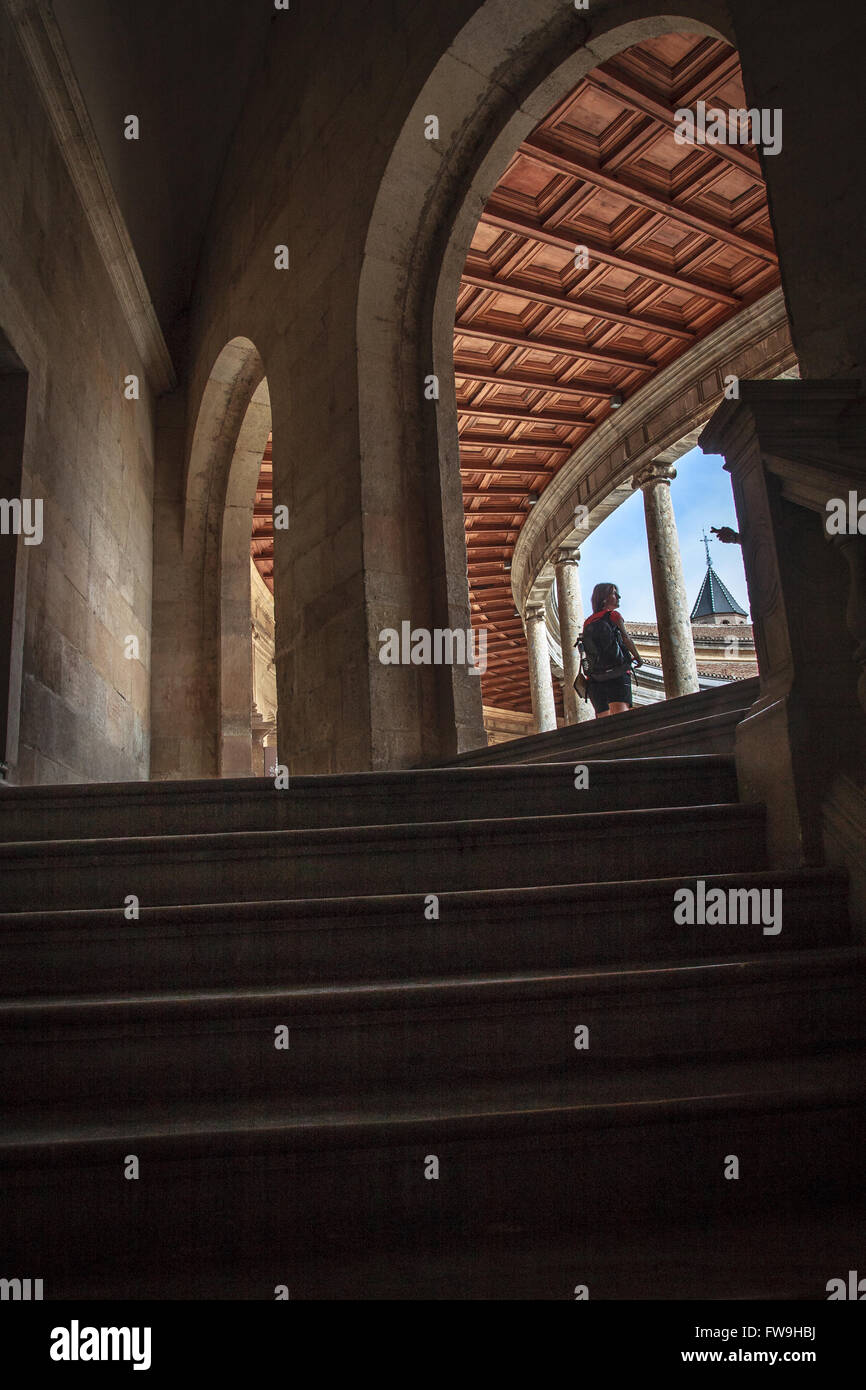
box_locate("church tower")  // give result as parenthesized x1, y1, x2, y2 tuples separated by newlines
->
(690, 534, 749, 627)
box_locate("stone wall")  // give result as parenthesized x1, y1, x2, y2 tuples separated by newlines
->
(482, 706, 535, 745)
(0, 4, 154, 784)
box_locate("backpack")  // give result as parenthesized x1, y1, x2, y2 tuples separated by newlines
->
(579, 613, 630, 680)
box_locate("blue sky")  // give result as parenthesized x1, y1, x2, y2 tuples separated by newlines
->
(576, 445, 750, 623)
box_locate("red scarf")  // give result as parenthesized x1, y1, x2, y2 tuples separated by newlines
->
(584, 608, 621, 627)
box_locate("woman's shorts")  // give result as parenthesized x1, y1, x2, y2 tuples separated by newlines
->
(587, 671, 633, 713)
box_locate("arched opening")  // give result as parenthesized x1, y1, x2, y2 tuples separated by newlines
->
(357, 5, 748, 761)
(152, 336, 279, 778)
(249, 432, 278, 777)
(218, 376, 275, 775)
(451, 28, 792, 731)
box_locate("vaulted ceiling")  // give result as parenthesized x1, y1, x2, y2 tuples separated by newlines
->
(52, 0, 272, 339)
(457, 33, 780, 713)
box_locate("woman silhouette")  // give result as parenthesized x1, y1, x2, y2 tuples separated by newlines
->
(580, 582, 642, 718)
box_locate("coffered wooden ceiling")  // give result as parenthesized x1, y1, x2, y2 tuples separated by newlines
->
(251, 435, 274, 593)
(458, 33, 780, 713)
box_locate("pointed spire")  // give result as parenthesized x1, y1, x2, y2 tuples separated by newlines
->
(690, 532, 748, 621)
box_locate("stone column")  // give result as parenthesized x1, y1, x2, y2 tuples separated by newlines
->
(632, 461, 700, 698)
(525, 607, 557, 733)
(555, 547, 592, 723)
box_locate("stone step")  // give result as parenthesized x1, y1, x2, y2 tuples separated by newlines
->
(3, 947, 863, 1109)
(0, 803, 767, 911)
(3, 1051, 864, 1282)
(5, 1048, 863, 1148)
(30, 1202, 862, 1301)
(0, 868, 848, 998)
(523, 708, 751, 764)
(0, 755, 737, 841)
(447, 678, 759, 767)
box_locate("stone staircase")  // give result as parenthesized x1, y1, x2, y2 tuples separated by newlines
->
(1, 751, 863, 1300)
(453, 676, 760, 765)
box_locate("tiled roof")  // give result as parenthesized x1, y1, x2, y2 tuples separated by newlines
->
(690, 565, 748, 620)
(627, 621, 754, 644)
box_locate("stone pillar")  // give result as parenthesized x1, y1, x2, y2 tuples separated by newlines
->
(525, 608, 557, 733)
(699, 379, 866, 875)
(251, 705, 276, 777)
(633, 461, 700, 699)
(555, 547, 592, 723)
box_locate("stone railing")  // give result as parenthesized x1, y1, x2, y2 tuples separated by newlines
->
(700, 378, 866, 926)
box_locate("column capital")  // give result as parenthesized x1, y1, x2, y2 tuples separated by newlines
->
(632, 460, 677, 491)
(525, 606, 546, 624)
(555, 546, 581, 567)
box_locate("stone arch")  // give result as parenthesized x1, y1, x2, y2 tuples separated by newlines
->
(152, 336, 272, 778)
(356, 1, 729, 757)
(218, 375, 272, 774)
(182, 336, 266, 569)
